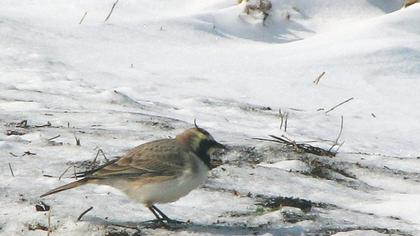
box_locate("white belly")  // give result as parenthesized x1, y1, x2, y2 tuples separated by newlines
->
(127, 159, 209, 204)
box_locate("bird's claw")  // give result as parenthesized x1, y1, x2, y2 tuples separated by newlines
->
(138, 218, 187, 230)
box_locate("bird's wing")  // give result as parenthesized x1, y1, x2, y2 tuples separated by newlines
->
(89, 139, 190, 179)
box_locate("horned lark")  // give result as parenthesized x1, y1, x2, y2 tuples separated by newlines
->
(41, 123, 225, 223)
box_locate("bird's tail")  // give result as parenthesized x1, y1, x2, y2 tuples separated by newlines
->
(40, 178, 90, 197)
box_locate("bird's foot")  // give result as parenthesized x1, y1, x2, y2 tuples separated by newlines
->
(163, 218, 185, 225)
(138, 218, 187, 230)
(137, 219, 163, 229)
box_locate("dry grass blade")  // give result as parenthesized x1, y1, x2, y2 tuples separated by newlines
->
(90, 148, 109, 169)
(58, 165, 73, 180)
(75, 135, 81, 146)
(104, 0, 120, 22)
(77, 206, 93, 221)
(328, 116, 344, 152)
(254, 135, 337, 157)
(79, 11, 88, 24)
(279, 109, 289, 132)
(325, 97, 354, 114)
(48, 135, 60, 141)
(313, 72, 326, 85)
(8, 163, 15, 177)
(9, 152, 18, 157)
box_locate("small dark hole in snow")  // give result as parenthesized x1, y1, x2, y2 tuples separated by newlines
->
(28, 223, 48, 231)
(35, 201, 50, 211)
(255, 194, 313, 212)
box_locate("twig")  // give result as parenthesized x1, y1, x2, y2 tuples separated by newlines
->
(104, 0, 120, 22)
(79, 11, 88, 24)
(8, 163, 15, 177)
(328, 116, 344, 152)
(58, 166, 73, 180)
(77, 206, 94, 221)
(313, 72, 326, 85)
(325, 97, 354, 114)
(48, 135, 60, 141)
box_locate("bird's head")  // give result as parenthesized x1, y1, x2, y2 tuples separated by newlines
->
(176, 121, 226, 168)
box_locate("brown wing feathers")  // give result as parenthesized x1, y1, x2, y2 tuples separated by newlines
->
(40, 139, 187, 197)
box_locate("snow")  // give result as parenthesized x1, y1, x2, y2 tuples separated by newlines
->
(258, 160, 310, 172)
(1, 0, 420, 235)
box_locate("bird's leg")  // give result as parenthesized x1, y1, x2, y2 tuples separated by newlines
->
(147, 206, 163, 221)
(138, 205, 186, 230)
(151, 205, 169, 220)
(140, 206, 168, 228)
(151, 205, 184, 224)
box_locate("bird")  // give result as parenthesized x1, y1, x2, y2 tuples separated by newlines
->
(40, 122, 225, 224)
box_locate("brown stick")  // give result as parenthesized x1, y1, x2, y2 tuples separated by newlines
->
(79, 11, 88, 24)
(104, 0, 120, 22)
(325, 97, 354, 114)
(77, 206, 94, 221)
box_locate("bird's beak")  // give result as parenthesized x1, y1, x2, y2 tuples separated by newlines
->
(213, 140, 227, 150)
(208, 141, 227, 169)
